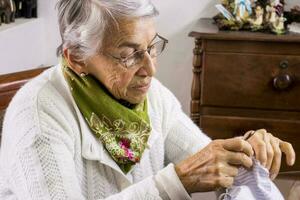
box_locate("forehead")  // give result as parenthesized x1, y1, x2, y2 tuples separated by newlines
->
(104, 17, 157, 49)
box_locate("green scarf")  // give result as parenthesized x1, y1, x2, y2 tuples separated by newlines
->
(62, 60, 151, 173)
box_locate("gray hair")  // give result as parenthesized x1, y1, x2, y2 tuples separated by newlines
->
(56, 0, 159, 61)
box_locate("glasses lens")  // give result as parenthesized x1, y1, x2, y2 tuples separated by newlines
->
(125, 57, 136, 67)
(149, 40, 166, 58)
(125, 51, 144, 68)
(124, 38, 167, 68)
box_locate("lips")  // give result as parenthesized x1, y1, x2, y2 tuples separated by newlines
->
(131, 81, 151, 93)
(133, 83, 150, 88)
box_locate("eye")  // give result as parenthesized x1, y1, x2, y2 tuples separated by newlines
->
(119, 48, 135, 58)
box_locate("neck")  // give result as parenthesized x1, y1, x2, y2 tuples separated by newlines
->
(118, 99, 136, 109)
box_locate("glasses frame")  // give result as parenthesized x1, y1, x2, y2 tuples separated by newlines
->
(104, 33, 168, 69)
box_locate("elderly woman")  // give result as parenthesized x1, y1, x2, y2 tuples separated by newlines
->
(0, 0, 295, 199)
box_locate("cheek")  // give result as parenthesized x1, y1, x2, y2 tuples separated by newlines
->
(109, 70, 135, 98)
(117, 72, 134, 87)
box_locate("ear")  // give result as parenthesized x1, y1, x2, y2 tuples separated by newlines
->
(63, 49, 87, 75)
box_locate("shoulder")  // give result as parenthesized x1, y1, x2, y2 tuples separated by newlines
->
(2, 66, 78, 154)
(147, 78, 183, 134)
(4, 67, 64, 121)
(3, 67, 54, 127)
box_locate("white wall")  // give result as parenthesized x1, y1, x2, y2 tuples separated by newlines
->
(152, 0, 218, 113)
(0, 0, 61, 74)
(38, 0, 61, 66)
(0, 18, 45, 73)
(286, 0, 299, 10)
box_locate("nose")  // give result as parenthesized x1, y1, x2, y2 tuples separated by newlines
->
(135, 52, 156, 77)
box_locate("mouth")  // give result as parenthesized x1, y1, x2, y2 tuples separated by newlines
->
(131, 81, 151, 93)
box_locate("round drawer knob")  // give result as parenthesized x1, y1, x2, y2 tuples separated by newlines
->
(280, 60, 289, 69)
(273, 74, 293, 90)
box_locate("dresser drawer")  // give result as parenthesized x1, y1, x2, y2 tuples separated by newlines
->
(200, 115, 300, 172)
(202, 53, 300, 111)
(205, 40, 300, 55)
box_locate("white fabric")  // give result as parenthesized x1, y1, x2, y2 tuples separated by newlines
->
(0, 64, 211, 200)
(219, 159, 284, 200)
(155, 164, 191, 200)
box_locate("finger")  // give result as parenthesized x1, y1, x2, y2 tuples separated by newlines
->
(265, 133, 274, 170)
(226, 151, 253, 168)
(211, 163, 239, 178)
(223, 164, 239, 178)
(243, 130, 255, 140)
(223, 137, 254, 157)
(256, 129, 267, 133)
(269, 138, 282, 180)
(280, 140, 296, 166)
(249, 130, 268, 167)
(215, 176, 234, 189)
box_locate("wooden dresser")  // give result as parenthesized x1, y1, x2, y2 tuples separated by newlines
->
(189, 19, 300, 174)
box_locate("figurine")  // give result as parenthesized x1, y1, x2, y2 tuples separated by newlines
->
(0, 0, 16, 25)
(14, 0, 23, 18)
(266, 0, 284, 19)
(248, 5, 264, 30)
(23, 0, 37, 18)
(234, 0, 252, 21)
(214, 0, 287, 34)
(14, 0, 37, 18)
(265, 4, 271, 22)
(268, 2, 278, 24)
(215, 4, 242, 30)
(274, 2, 284, 16)
(271, 14, 286, 34)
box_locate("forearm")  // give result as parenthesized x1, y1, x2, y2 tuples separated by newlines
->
(165, 110, 211, 165)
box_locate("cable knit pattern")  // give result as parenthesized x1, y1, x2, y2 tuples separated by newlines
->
(0, 65, 211, 200)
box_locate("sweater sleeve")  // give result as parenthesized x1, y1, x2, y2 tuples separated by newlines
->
(156, 81, 212, 165)
(164, 106, 212, 164)
(104, 163, 191, 200)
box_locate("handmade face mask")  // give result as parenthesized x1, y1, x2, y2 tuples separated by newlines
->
(219, 158, 284, 200)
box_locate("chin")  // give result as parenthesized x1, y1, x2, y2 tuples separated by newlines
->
(127, 95, 146, 105)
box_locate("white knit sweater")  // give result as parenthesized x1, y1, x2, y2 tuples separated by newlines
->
(0, 65, 211, 200)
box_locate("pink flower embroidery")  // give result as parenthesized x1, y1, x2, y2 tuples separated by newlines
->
(119, 139, 137, 161)
(126, 149, 134, 160)
(120, 138, 130, 148)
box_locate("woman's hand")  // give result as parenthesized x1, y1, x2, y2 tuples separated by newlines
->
(175, 138, 254, 193)
(245, 129, 296, 180)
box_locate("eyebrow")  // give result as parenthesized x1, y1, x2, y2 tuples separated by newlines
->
(118, 42, 140, 49)
(117, 33, 158, 49)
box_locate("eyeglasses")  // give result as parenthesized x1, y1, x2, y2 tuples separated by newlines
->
(104, 34, 168, 69)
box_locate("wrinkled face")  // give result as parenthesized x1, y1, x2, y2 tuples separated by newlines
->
(85, 17, 157, 104)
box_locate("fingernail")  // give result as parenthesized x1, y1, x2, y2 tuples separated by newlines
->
(270, 173, 276, 180)
(291, 158, 295, 166)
